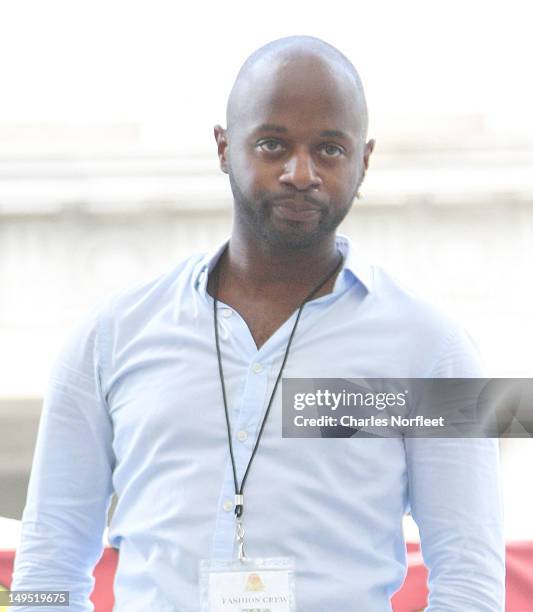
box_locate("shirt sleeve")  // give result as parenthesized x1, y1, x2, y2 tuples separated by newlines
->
(8, 301, 115, 612)
(404, 327, 506, 611)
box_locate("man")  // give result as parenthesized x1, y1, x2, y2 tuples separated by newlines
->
(10, 36, 504, 611)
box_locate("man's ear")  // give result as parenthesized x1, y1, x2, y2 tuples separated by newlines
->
(213, 125, 229, 174)
(363, 138, 375, 171)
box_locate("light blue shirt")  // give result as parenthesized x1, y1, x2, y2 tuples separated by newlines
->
(10, 233, 505, 611)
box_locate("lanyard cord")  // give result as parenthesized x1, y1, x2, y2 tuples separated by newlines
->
(213, 247, 344, 519)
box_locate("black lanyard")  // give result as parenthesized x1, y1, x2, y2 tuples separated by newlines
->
(213, 247, 344, 519)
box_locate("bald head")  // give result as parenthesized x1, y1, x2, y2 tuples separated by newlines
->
(214, 36, 375, 252)
(226, 35, 368, 141)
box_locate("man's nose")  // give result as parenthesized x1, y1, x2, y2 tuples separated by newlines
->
(279, 149, 322, 191)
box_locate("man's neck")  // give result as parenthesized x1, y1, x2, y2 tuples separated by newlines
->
(221, 229, 341, 294)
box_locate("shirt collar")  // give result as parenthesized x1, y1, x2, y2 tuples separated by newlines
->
(335, 233, 374, 293)
(193, 232, 373, 295)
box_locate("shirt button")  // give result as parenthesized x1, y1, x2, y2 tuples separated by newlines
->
(252, 362, 263, 373)
(222, 308, 232, 318)
(236, 430, 248, 442)
(223, 500, 233, 512)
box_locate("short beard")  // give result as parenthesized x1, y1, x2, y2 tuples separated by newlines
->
(228, 169, 359, 251)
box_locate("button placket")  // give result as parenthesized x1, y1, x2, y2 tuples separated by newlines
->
(230, 359, 270, 476)
(211, 357, 270, 557)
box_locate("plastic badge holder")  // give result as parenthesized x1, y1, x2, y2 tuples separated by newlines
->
(199, 556, 296, 612)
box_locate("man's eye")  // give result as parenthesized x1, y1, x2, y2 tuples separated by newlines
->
(321, 143, 344, 157)
(258, 139, 284, 153)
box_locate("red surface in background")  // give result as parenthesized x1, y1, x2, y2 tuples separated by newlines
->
(1, 543, 532, 611)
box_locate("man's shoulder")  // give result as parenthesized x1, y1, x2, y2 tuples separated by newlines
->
(92, 250, 206, 326)
(367, 265, 484, 376)
(370, 264, 459, 332)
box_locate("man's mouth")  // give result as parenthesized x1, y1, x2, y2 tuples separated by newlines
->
(272, 199, 323, 222)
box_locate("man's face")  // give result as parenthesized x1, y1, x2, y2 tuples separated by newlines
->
(215, 56, 373, 250)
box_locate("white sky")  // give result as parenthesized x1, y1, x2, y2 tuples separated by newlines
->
(0, 0, 532, 153)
